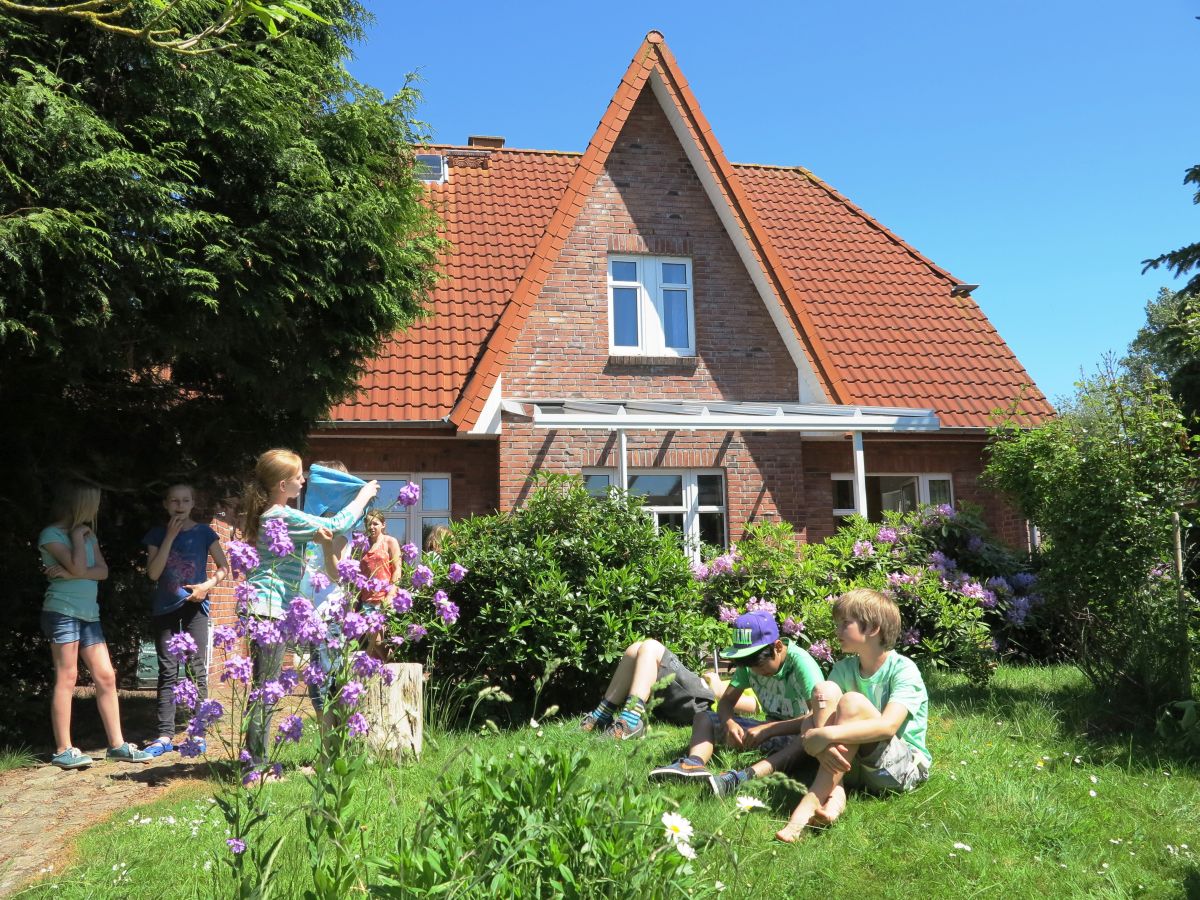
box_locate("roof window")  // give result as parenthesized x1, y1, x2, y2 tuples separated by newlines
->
(414, 153, 446, 183)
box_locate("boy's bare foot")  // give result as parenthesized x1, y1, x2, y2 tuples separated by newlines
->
(775, 800, 818, 843)
(812, 785, 846, 826)
(774, 820, 809, 843)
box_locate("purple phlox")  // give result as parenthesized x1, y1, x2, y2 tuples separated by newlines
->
(447, 562, 468, 583)
(336, 556, 363, 584)
(690, 559, 710, 581)
(221, 655, 254, 685)
(263, 517, 294, 557)
(281, 597, 325, 644)
(347, 712, 370, 737)
(276, 714, 303, 744)
(392, 589, 414, 614)
(339, 680, 366, 708)
(411, 565, 434, 589)
(302, 662, 328, 688)
(746, 596, 777, 615)
(308, 570, 331, 593)
(173, 679, 200, 710)
(406, 623, 428, 643)
(226, 838, 246, 855)
(350, 531, 370, 553)
(396, 482, 421, 508)
(364, 610, 388, 634)
(781, 617, 805, 637)
(249, 680, 286, 707)
(379, 666, 396, 686)
(213, 624, 240, 652)
(808, 640, 834, 664)
(1006, 595, 1032, 626)
(239, 750, 253, 763)
(436, 598, 460, 625)
(246, 617, 283, 647)
(227, 541, 260, 577)
(708, 554, 735, 576)
(177, 736, 205, 758)
(278, 668, 300, 692)
(433, 589, 449, 605)
(401, 542, 420, 563)
(165, 631, 198, 663)
(242, 770, 261, 786)
(321, 594, 347, 623)
(351, 651, 382, 679)
(984, 576, 1012, 596)
(900, 627, 921, 648)
(234, 581, 259, 604)
(852, 540, 875, 559)
(875, 526, 899, 544)
(967, 534, 985, 553)
(187, 699, 224, 737)
(341, 611, 368, 640)
(717, 605, 739, 624)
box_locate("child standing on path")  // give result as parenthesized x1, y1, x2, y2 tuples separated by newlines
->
(38, 481, 153, 768)
(241, 449, 379, 764)
(142, 484, 230, 756)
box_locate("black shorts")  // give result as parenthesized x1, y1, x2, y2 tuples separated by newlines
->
(653, 649, 716, 725)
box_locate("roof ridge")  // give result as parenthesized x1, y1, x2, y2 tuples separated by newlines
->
(425, 145, 584, 157)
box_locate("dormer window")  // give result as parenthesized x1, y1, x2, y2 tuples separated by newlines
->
(414, 153, 446, 183)
(608, 255, 694, 356)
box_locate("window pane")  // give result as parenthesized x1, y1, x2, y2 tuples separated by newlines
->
(928, 478, 953, 506)
(384, 515, 407, 543)
(421, 477, 450, 511)
(833, 479, 854, 511)
(421, 517, 451, 550)
(656, 512, 685, 535)
(611, 260, 637, 282)
(370, 479, 411, 513)
(584, 474, 611, 497)
(662, 289, 690, 349)
(613, 287, 639, 346)
(697, 474, 723, 506)
(628, 474, 683, 505)
(661, 262, 687, 285)
(876, 476, 918, 515)
(698, 512, 725, 548)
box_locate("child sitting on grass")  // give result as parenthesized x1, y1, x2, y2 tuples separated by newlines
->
(775, 588, 930, 843)
(579, 639, 757, 740)
(648, 610, 825, 797)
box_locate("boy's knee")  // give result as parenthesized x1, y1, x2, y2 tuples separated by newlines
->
(624, 641, 643, 657)
(811, 681, 842, 707)
(639, 639, 665, 660)
(836, 691, 875, 717)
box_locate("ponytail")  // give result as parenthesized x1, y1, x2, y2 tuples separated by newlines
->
(241, 449, 302, 546)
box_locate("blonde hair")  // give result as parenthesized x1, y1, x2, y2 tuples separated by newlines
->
(241, 449, 302, 545)
(425, 524, 451, 553)
(364, 509, 386, 528)
(833, 588, 902, 650)
(51, 481, 101, 530)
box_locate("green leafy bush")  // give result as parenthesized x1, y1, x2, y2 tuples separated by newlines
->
(374, 744, 706, 898)
(431, 474, 724, 709)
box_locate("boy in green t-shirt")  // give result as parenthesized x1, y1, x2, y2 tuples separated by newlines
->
(776, 588, 931, 843)
(649, 611, 825, 798)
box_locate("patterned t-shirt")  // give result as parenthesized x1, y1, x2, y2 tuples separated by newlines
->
(729, 641, 825, 720)
(142, 524, 219, 616)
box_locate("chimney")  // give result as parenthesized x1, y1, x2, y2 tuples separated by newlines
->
(467, 135, 505, 149)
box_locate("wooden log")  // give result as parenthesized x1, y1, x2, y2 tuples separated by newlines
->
(362, 662, 423, 761)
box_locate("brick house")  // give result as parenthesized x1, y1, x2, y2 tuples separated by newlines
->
(306, 30, 1053, 556)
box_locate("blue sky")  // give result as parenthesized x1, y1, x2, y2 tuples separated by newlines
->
(344, 1, 1200, 404)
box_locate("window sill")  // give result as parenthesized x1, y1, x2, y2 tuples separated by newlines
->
(607, 354, 697, 367)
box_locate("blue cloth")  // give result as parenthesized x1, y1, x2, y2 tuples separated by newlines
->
(304, 465, 368, 521)
(141, 524, 219, 616)
(41, 610, 106, 647)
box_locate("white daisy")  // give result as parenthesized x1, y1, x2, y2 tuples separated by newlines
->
(736, 795, 766, 812)
(662, 811, 694, 845)
(677, 842, 697, 860)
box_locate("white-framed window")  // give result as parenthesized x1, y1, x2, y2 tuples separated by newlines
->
(608, 255, 695, 356)
(356, 472, 452, 549)
(584, 469, 724, 559)
(831, 473, 954, 522)
(414, 153, 446, 184)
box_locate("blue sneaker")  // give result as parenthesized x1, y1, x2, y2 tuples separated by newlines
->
(106, 742, 153, 764)
(50, 747, 93, 769)
(142, 738, 174, 758)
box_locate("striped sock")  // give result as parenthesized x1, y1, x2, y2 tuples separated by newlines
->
(617, 696, 646, 729)
(590, 697, 619, 726)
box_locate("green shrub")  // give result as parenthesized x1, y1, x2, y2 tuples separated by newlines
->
(374, 744, 707, 898)
(431, 474, 724, 709)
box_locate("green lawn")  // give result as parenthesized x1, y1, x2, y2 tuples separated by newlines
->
(15, 666, 1200, 898)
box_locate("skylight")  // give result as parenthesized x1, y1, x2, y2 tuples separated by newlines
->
(414, 153, 445, 183)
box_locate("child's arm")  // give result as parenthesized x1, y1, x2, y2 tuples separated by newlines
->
(274, 482, 379, 541)
(43, 533, 107, 581)
(321, 533, 350, 583)
(146, 514, 188, 581)
(185, 538, 229, 602)
(387, 536, 402, 584)
(804, 701, 909, 756)
(716, 686, 749, 747)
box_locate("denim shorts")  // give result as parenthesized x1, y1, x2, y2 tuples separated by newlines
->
(41, 610, 106, 647)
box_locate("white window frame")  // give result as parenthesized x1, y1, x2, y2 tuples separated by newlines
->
(355, 471, 452, 548)
(584, 468, 724, 559)
(607, 255, 695, 357)
(831, 473, 954, 518)
(414, 153, 447, 184)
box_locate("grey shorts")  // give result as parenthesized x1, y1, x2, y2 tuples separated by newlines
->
(653, 650, 716, 725)
(705, 712, 793, 755)
(844, 735, 929, 794)
(41, 610, 106, 647)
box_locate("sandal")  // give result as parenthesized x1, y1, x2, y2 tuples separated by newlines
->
(142, 738, 174, 758)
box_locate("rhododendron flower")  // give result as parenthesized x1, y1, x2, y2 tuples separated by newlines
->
(875, 527, 898, 544)
(709, 554, 735, 576)
(746, 596, 776, 615)
(808, 640, 834, 664)
(852, 540, 874, 558)
(717, 605, 739, 624)
(691, 560, 710, 581)
(781, 617, 804, 637)
(900, 628, 921, 647)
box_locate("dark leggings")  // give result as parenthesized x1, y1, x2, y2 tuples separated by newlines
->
(152, 604, 210, 738)
(246, 638, 285, 763)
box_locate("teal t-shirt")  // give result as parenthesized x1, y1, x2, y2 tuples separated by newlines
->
(829, 651, 931, 767)
(38, 525, 100, 622)
(729, 641, 825, 720)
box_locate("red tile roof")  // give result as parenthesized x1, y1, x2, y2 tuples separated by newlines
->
(329, 32, 1052, 431)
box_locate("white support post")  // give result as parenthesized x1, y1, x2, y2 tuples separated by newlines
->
(852, 431, 868, 518)
(616, 429, 629, 493)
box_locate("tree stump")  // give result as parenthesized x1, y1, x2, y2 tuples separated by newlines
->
(362, 662, 423, 762)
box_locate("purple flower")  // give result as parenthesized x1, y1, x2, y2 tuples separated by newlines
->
(401, 542, 420, 563)
(278, 668, 300, 692)
(239, 750, 252, 763)
(303, 662, 327, 688)
(339, 680, 366, 708)
(213, 624, 239, 652)
(808, 640, 834, 664)
(391, 589, 414, 614)
(1006, 595, 1032, 626)
(411, 565, 434, 590)
(246, 617, 283, 647)
(276, 714, 303, 744)
(379, 666, 396, 686)
(406, 623, 428, 643)
(928, 551, 956, 573)
(1148, 563, 1170, 580)
(984, 576, 1012, 596)
(264, 517, 294, 558)
(690, 560, 710, 581)
(447, 562, 468, 583)
(709, 554, 735, 576)
(746, 596, 777, 615)
(900, 627, 921, 648)
(281, 597, 325, 644)
(852, 540, 875, 558)
(221, 655, 254, 685)
(177, 737, 205, 758)
(1010, 572, 1038, 592)
(166, 631, 198, 663)
(936, 504, 956, 518)
(186, 699, 224, 739)
(875, 527, 898, 544)
(347, 712, 370, 737)
(364, 610, 387, 634)
(350, 532, 370, 553)
(717, 605, 739, 624)
(887, 572, 917, 587)
(250, 680, 286, 707)
(336, 557, 362, 584)
(967, 535, 985, 553)
(351, 652, 382, 679)
(234, 581, 259, 605)
(397, 482, 420, 507)
(781, 617, 804, 637)
(227, 541, 260, 577)
(308, 570, 330, 593)
(227, 838, 246, 855)
(342, 611, 368, 640)
(242, 770, 261, 786)
(173, 678, 200, 709)
(436, 599, 460, 625)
